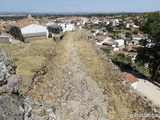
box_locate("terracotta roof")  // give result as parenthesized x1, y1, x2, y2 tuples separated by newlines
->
(108, 39, 116, 41)
(105, 33, 114, 36)
(111, 50, 127, 55)
(129, 45, 139, 48)
(20, 18, 44, 22)
(122, 72, 139, 83)
(100, 45, 108, 49)
(132, 35, 148, 39)
(0, 24, 4, 28)
(8, 22, 33, 29)
(9, 22, 44, 29)
(96, 36, 106, 41)
(44, 20, 50, 22)
(61, 21, 70, 24)
(91, 29, 99, 32)
(92, 19, 99, 21)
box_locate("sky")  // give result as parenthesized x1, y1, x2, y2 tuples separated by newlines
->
(1, 0, 160, 13)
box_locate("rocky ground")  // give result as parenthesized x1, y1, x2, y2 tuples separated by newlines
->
(0, 51, 24, 120)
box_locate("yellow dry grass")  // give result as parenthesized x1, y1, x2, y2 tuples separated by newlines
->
(0, 38, 56, 93)
(26, 32, 73, 102)
(74, 30, 154, 120)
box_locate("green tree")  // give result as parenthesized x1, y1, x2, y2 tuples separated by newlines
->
(106, 25, 114, 33)
(132, 30, 139, 34)
(125, 32, 131, 37)
(137, 12, 160, 82)
(9, 26, 25, 43)
(133, 18, 139, 25)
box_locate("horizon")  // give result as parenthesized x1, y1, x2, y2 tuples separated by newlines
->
(1, 0, 160, 13)
(0, 11, 156, 15)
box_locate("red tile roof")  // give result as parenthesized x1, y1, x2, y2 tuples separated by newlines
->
(108, 39, 116, 41)
(91, 29, 99, 32)
(0, 24, 4, 28)
(122, 72, 139, 83)
(96, 36, 106, 41)
(111, 50, 127, 55)
(100, 45, 108, 49)
(132, 35, 148, 39)
(8, 22, 33, 29)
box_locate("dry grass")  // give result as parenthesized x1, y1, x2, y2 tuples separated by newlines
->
(0, 38, 56, 93)
(74, 30, 155, 120)
(26, 32, 73, 101)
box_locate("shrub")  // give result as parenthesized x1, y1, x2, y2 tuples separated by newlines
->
(13, 57, 19, 62)
(122, 48, 128, 51)
(30, 67, 39, 72)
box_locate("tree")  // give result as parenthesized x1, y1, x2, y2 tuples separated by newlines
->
(132, 30, 139, 34)
(137, 12, 160, 82)
(9, 26, 25, 43)
(133, 18, 139, 25)
(106, 25, 114, 33)
(125, 32, 131, 37)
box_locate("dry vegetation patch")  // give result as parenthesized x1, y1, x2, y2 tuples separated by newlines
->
(0, 38, 56, 93)
(74, 30, 156, 120)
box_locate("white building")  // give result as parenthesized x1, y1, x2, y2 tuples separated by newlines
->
(27, 14, 33, 19)
(115, 39, 125, 47)
(58, 23, 76, 32)
(101, 38, 124, 47)
(0, 35, 11, 43)
(21, 24, 49, 39)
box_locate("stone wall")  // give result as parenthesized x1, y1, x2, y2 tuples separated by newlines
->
(0, 51, 24, 120)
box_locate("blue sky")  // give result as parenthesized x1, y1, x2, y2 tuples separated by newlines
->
(1, 0, 160, 13)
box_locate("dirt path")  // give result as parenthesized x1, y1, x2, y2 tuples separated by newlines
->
(26, 31, 109, 120)
(54, 32, 109, 120)
(25, 30, 155, 120)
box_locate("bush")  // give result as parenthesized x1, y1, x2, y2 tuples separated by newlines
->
(13, 57, 19, 62)
(102, 49, 110, 54)
(132, 64, 151, 77)
(30, 67, 39, 72)
(125, 32, 132, 37)
(122, 48, 128, 51)
(130, 49, 137, 52)
(132, 30, 139, 34)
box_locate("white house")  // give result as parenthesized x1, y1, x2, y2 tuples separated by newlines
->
(114, 39, 125, 47)
(101, 38, 124, 47)
(132, 35, 147, 40)
(91, 29, 101, 36)
(21, 24, 49, 39)
(132, 35, 148, 45)
(127, 52, 138, 63)
(0, 34, 11, 43)
(122, 72, 139, 89)
(112, 19, 119, 26)
(58, 23, 76, 32)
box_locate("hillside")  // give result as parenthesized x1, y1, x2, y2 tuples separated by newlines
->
(23, 30, 157, 120)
